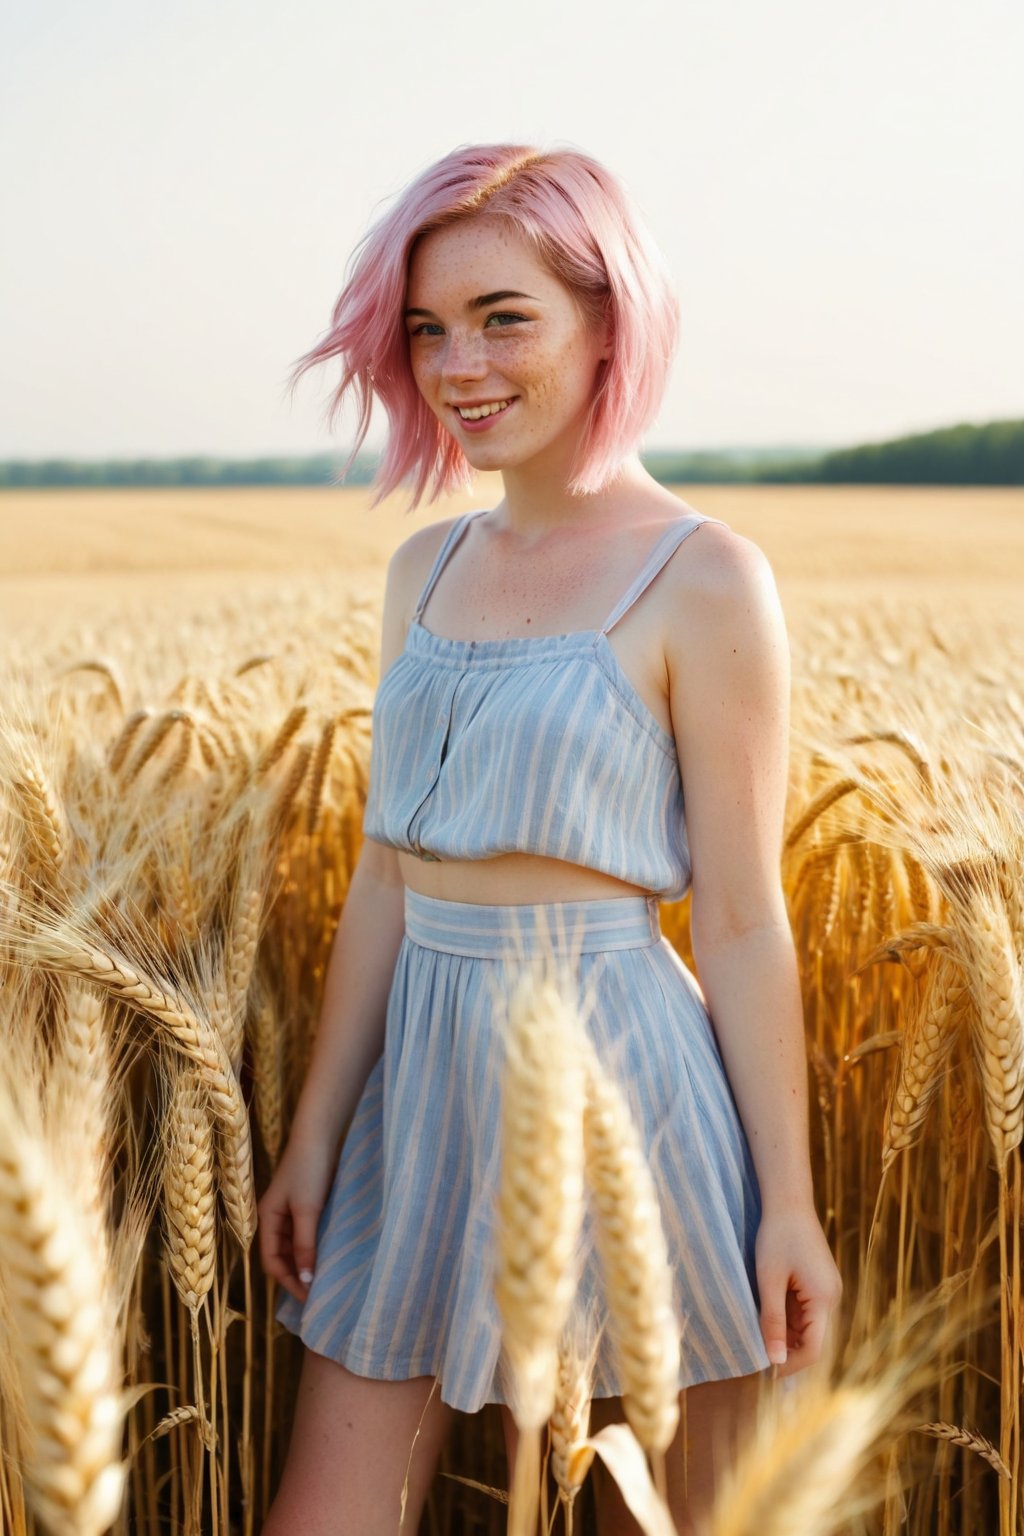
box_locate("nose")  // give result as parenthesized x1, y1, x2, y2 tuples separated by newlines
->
(439, 328, 488, 384)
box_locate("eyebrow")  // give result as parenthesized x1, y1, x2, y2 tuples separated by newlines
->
(403, 290, 539, 320)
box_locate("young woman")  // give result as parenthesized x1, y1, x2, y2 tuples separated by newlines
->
(257, 142, 843, 1535)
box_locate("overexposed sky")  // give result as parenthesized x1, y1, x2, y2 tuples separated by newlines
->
(2, 0, 1020, 460)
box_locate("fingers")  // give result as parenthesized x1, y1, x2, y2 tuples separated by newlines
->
(291, 1203, 321, 1293)
(758, 1273, 790, 1366)
(256, 1193, 323, 1307)
(754, 1213, 843, 1377)
(759, 1269, 842, 1377)
(773, 1288, 840, 1379)
(781, 1297, 829, 1375)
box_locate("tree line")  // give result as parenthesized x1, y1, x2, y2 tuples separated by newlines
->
(1, 419, 1020, 488)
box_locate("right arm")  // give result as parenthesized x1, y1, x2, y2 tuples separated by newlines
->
(256, 527, 443, 1303)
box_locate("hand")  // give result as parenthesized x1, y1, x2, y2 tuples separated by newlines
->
(754, 1205, 843, 1378)
(256, 1134, 339, 1306)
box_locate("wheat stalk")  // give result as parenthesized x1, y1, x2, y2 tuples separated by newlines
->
(226, 886, 261, 1031)
(161, 1063, 218, 1317)
(256, 704, 308, 779)
(882, 951, 968, 1170)
(210, 882, 262, 1076)
(0, 1083, 129, 1536)
(549, 1304, 600, 1531)
(123, 709, 189, 784)
(960, 891, 1024, 1173)
(107, 709, 150, 775)
(580, 1035, 681, 1457)
(915, 1420, 1010, 1478)
(14, 918, 257, 1249)
(784, 777, 862, 850)
(153, 711, 196, 791)
(709, 1383, 890, 1536)
(143, 1404, 216, 1453)
(48, 980, 114, 1270)
(58, 658, 125, 712)
(249, 990, 284, 1163)
(11, 739, 68, 874)
(493, 962, 586, 1431)
(305, 717, 339, 836)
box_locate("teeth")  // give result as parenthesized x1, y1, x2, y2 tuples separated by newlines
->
(457, 399, 513, 420)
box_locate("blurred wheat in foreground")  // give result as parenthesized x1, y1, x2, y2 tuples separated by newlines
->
(0, 567, 1021, 1534)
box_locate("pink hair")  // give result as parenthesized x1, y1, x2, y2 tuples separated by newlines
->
(286, 142, 680, 511)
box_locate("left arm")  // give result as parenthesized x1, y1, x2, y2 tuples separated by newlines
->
(666, 523, 842, 1374)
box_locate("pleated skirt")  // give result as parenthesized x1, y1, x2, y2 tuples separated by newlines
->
(274, 889, 772, 1414)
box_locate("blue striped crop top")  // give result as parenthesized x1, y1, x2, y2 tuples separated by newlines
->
(362, 508, 725, 903)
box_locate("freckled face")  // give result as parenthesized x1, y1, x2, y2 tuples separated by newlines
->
(404, 217, 610, 471)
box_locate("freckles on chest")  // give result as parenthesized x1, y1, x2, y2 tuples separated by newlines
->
(466, 549, 618, 630)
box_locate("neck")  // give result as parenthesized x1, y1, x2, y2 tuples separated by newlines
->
(488, 453, 652, 543)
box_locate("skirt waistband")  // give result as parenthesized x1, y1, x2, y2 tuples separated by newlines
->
(403, 888, 662, 958)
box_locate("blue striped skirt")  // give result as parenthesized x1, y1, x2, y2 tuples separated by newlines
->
(274, 889, 772, 1414)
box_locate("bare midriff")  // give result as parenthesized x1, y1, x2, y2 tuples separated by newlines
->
(397, 848, 653, 905)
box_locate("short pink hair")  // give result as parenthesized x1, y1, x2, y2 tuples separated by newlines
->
(287, 142, 680, 510)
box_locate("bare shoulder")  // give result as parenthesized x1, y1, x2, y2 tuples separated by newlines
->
(664, 516, 785, 647)
(677, 516, 776, 598)
(388, 514, 462, 578)
(385, 514, 463, 620)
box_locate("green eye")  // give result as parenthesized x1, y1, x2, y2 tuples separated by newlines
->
(409, 312, 529, 337)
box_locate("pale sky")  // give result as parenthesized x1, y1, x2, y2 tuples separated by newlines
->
(2, 0, 1020, 460)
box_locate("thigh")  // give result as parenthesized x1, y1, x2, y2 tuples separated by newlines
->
(264, 1346, 455, 1536)
(662, 1372, 766, 1530)
(529, 1374, 768, 1536)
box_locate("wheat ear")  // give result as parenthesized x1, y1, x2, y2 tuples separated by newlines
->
(709, 1384, 888, 1536)
(915, 1420, 1010, 1478)
(493, 961, 586, 1431)
(549, 1304, 601, 1529)
(48, 980, 114, 1268)
(11, 738, 68, 874)
(161, 1063, 218, 1317)
(249, 990, 284, 1163)
(0, 1084, 129, 1536)
(18, 920, 256, 1249)
(581, 1035, 681, 1457)
(962, 892, 1024, 1173)
(882, 951, 968, 1170)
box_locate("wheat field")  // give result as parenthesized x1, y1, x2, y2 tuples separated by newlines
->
(0, 480, 1021, 1535)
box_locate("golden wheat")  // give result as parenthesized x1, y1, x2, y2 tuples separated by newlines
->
(784, 777, 862, 850)
(916, 1421, 1011, 1479)
(48, 979, 113, 1270)
(10, 739, 68, 874)
(882, 952, 968, 1170)
(161, 1063, 218, 1316)
(960, 892, 1024, 1173)
(580, 1035, 680, 1457)
(15, 920, 257, 1250)
(709, 1384, 887, 1536)
(494, 962, 586, 1431)
(549, 1307, 600, 1530)
(1, 498, 1022, 1535)
(256, 704, 308, 779)
(124, 709, 189, 784)
(249, 988, 284, 1162)
(306, 717, 339, 836)
(0, 1084, 129, 1536)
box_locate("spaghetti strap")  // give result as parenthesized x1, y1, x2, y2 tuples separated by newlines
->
(412, 511, 484, 622)
(599, 513, 725, 636)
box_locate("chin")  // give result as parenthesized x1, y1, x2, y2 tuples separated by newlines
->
(459, 443, 516, 468)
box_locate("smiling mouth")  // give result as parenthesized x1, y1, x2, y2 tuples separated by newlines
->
(452, 397, 517, 422)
